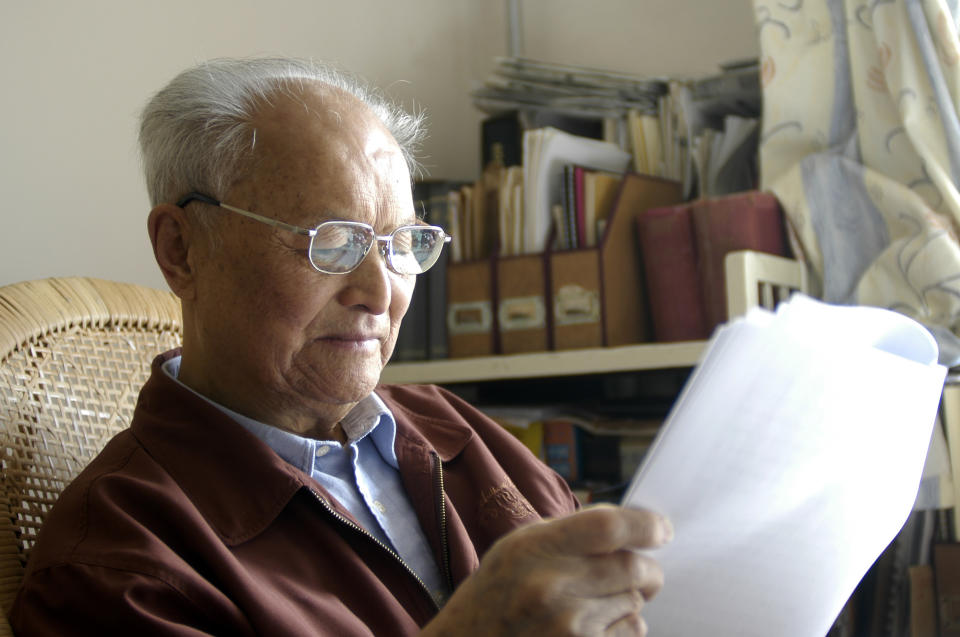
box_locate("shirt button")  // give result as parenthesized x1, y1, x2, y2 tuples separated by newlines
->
(316, 445, 331, 457)
(373, 500, 387, 514)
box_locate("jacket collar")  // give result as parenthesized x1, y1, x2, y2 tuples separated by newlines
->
(131, 350, 311, 545)
(376, 384, 474, 463)
(131, 350, 475, 544)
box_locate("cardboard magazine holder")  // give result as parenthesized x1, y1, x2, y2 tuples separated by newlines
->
(446, 257, 498, 358)
(495, 253, 551, 354)
(549, 173, 683, 350)
(549, 248, 603, 349)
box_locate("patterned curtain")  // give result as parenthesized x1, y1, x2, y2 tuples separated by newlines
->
(755, 0, 960, 365)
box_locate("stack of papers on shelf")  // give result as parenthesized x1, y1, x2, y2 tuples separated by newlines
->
(472, 57, 667, 118)
(522, 127, 630, 254)
(622, 294, 947, 637)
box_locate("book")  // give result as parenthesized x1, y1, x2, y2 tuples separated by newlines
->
(447, 189, 464, 262)
(424, 180, 468, 359)
(691, 191, 787, 329)
(555, 166, 622, 250)
(559, 164, 578, 250)
(459, 185, 474, 261)
(622, 294, 947, 637)
(574, 165, 586, 248)
(425, 250, 450, 360)
(393, 275, 428, 361)
(597, 172, 682, 346)
(934, 543, 960, 637)
(472, 169, 498, 260)
(542, 419, 579, 482)
(396, 180, 465, 361)
(627, 109, 648, 174)
(497, 166, 524, 257)
(627, 109, 665, 177)
(908, 565, 937, 637)
(636, 203, 711, 342)
(576, 428, 622, 486)
(641, 114, 664, 177)
(494, 418, 544, 459)
(582, 168, 621, 247)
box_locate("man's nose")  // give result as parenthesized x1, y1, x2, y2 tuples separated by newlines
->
(338, 242, 392, 314)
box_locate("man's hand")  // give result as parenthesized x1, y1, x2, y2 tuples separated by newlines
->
(422, 505, 671, 637)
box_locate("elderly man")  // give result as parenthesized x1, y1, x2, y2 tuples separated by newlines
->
(10, 57, 670, 636)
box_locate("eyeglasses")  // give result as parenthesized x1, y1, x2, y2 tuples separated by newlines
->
(176, 192, 451, 276)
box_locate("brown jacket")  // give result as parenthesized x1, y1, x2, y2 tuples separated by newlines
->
(10, 351, 577, 636)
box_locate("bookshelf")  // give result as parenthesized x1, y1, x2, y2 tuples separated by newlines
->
(382, 340, 704, 385)
(384, 250, 805, 388)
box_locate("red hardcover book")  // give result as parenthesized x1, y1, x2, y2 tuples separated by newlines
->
(691, 191, 787, 330)
(636, 203, 710, 342)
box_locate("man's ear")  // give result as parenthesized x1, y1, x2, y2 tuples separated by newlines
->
(148, 204, 198, 300)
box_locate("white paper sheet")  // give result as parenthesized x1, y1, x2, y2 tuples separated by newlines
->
(622, 295, 946, 637)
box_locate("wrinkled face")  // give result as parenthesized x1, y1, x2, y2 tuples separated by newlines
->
(182, 85, 416, 434)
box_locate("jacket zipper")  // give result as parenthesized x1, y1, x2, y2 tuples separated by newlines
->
(308, 488, 441, 611)
(431, 452, 454, 592)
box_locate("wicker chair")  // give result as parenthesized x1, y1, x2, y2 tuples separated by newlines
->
(0, 277, 182, 635)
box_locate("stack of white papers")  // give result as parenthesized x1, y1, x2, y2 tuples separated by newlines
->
(522, 127, 630, 254)
(623, 295, 947, 637)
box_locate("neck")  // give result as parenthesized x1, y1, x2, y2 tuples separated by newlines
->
(175, 351, 356, 444)
(288, 419, 349, 444)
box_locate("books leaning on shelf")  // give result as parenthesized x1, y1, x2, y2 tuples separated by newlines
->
(622, 294, 947, 637)
(636, 190, 788, 342)
(523, 127, 631, 255)
(393, 180, 466, 362)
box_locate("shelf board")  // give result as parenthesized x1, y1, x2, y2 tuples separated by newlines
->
(382, 341, 706, 385)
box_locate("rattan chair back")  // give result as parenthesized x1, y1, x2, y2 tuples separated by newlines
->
(0, 277, 182, 632)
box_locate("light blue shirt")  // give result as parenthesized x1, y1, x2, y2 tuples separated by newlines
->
(161, 356, 449, 604)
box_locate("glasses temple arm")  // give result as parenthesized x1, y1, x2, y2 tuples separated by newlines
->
(176, 192, 315, 237)
(218, 203, 316, 237)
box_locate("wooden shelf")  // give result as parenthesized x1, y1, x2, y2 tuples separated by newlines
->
(382, 341, 706, 385)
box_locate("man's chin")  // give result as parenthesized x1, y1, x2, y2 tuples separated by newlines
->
(311, 369, 381, 402)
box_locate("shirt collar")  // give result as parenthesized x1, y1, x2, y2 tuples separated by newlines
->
(160, 356, 399, 470)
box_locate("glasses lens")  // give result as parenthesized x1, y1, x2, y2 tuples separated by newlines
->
(389, 226, 445, 275)
(310, 222, 375, 273)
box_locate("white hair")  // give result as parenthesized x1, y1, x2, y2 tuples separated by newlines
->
(139, 57, 426, 213)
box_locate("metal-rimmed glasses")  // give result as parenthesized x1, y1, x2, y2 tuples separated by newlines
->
(176, 192, 451, 276)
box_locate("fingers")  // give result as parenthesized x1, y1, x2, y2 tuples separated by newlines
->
(423, 506, 670, 637)
(537, 504, 673, 556)
(607, 606, 648, 637)
(567, 549, 664, 600)
(574, 589, 649, 637)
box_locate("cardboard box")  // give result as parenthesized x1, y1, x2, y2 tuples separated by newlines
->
(550, 249, 603, 350)
(446, 258, 497, 358)
(549, 173, 683, 349)
(496, 254, 550, 354)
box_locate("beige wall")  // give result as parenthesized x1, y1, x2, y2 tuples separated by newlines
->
(0, 0, 758, 290)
